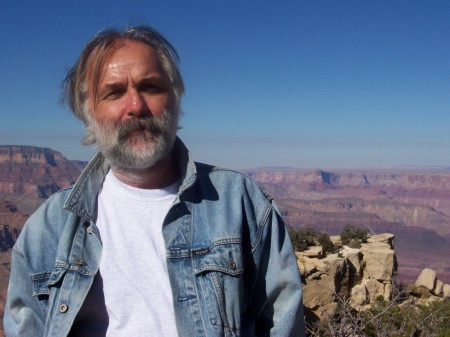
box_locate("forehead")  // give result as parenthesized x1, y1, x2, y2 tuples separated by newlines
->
(88, 39, 164, 91)
(104, 40, 159, 68)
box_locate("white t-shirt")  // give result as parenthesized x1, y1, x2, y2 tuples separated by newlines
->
(95, 170, 179, 336)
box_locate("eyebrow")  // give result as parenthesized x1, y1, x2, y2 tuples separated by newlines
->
(96, 83, 124, 99)
(100, 75, 167, 90)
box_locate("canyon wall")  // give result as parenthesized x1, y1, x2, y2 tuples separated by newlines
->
(0, 146, 85, 336)
(0, 146, 449, 334)
(248, 168, 450, 284)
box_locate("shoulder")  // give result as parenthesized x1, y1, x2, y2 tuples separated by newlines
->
(30, 187, 73, 221)
(191, 163, 284, 252)
(195, 162, 273, 200)
(14, 187, 76, 252)
(193, 162, 278, 226)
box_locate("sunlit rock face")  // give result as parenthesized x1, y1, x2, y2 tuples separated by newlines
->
(297, 233, 397, 321)
(248, 168, 450, 284)
(0, 145, 86, 212)
(0, 145, 86, 336)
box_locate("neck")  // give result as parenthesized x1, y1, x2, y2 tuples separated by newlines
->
(110, 152, 179, 189)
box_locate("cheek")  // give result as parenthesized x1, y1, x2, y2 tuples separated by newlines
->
(92, 102, 126, 122)
(146, 94, 176, 113)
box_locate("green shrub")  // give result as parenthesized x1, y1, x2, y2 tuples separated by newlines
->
(340, 225, 368, 245)
(317, 232, 334, 253)
(426, 299, 450, 336)
(308, 292, 450, 337)
(407, 285, 431, 299)
(289, 228, 334, 254)
(347, 238, 362, 249)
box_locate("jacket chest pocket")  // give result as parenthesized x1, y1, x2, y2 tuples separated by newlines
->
(193, 242, 244, 334)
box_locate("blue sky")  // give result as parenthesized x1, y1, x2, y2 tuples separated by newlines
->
(1, 1, 449, 169)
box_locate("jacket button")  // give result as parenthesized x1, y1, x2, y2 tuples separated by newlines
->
(59, 304, 69, 313)
(229, 261, 236, 270)
(74, 258, 84, 265)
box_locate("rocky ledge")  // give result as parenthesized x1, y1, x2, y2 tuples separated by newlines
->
(0, 145, 66, 166)
(0, 146, 85, 212)
(298, 233, 450, 322)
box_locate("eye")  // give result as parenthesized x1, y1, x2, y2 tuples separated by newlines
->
(141, 83, 164, 93)
(103, 88, 125, 100)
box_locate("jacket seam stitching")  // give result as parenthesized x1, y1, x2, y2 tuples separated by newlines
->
(251, 202, 272, 253)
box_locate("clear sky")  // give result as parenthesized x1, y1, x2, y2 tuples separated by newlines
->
(1, 1, 449, 169)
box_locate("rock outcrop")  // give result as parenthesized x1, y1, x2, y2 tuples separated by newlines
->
(298, 233, 397, 321)
(411, 268, 450, 303)
(248, 168, 450, 284)
(0, 145, 66, 165)
(0, 146, 86, 337)
(415, 268, 437, 291)
(0, 145, 85, 214)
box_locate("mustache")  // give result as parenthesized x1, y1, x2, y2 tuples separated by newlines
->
(116, 115, 168, 140)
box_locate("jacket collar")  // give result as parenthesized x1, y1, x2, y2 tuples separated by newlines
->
(63, 137, 197, 221)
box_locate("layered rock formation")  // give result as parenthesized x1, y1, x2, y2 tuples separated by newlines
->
(249, 169, 450, 236)
(0, 145, 85, 214)
(1, 145, 449, 334)
(0, 146, 85, 336)
(248, 168, 450, 283)
(298, 233, 397, 321)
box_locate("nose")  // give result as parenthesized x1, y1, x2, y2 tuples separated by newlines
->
(126, 90, 148, 118)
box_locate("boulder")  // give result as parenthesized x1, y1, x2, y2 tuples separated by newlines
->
(297, 254, 319, 277)
(360, 246, 395, 281)
(303, 271, 335, 309)
(443, 284, 450, 298)
(367, 233, 394, 249)
(350, 283, 367, 307)
(383, 282, 393, 301)
(365, 279, 385, 302)
(341, 247, 362, 287)
(301, 255, 349, 320)
(329, 235, 341, 246)
(415, 268, 436, 291)
(342, 247, 362, 274)
(434, 279, 443, 296)
(323, 255, 350, 297)
(361, 241, 392, 250)
(312, 303, 338, 322)
(299, 233, 398, 321)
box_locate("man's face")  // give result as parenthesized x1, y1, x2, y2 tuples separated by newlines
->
(86, 40, 179, 171)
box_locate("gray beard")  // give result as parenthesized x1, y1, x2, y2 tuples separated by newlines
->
(88, 109, 179, 171)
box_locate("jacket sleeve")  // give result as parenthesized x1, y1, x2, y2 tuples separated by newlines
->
(251, 200, 306, 337)
(4, 244, 46, 337)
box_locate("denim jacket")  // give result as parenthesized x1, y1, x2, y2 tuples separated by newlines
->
(4, 138, 305, 337)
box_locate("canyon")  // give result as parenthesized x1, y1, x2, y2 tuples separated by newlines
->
(0, 145, 85, 334)
(0, 145, 449, 334)
(247, 168, 450, 284)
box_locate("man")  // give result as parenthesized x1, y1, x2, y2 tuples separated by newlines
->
(4, 25, 305, 337)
